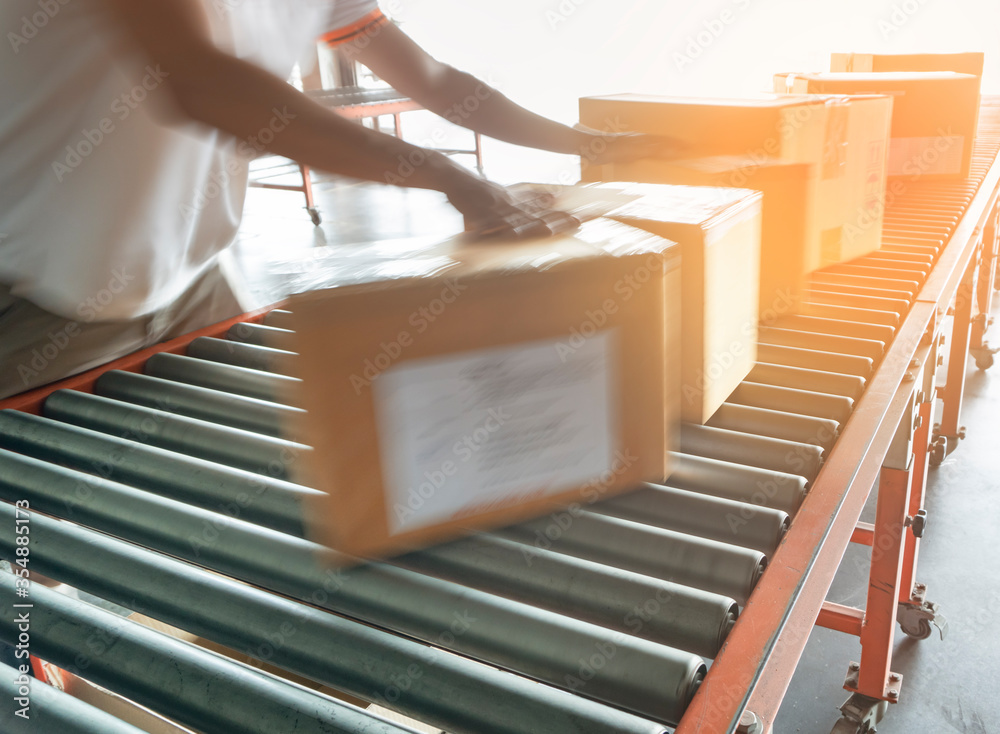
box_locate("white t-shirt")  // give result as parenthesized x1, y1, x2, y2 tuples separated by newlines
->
(0, 0, 379, 321)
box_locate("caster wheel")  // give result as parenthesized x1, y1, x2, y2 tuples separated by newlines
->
(875, 700, 888, 722)
(928, 437, 947, 467)
(975, 352, 994, 370)
(901, 617, 933, 640)
(308, 207, 322, 226)
(831, 717, 874, 734)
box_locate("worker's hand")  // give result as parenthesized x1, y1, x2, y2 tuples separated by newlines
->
(437, 162, 579, 239)
(579, 131, 688, 166)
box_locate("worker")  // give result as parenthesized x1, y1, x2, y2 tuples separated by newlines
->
(0, 0, 675, 399)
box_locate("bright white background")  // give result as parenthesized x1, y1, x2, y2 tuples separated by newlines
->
(384, 0, 1000, 182)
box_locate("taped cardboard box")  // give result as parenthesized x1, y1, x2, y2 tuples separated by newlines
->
(579, 93, 832, 167)
(581, 92, 892, 268)
(775, 71, 981, 179)
(780, 94, 894, 266)
(283, 220, 676, 559)
(578, 152, 814, 321)
(578, 94, 846, 307)
(544, 182, 761, 424)
(831, 51, 984, 78)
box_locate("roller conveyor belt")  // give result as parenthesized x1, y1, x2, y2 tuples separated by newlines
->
(2, 103, 999, 733)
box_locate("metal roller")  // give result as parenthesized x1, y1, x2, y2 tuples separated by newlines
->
(804, 289, 910, 316)
(0, 575, 424, 734)
(810, 272, 917, 298)
(747, 362, 865, 401)
(668, 452, 808, 515)
(706, 402, 838, 452)
(680, 424, 823, 484)
(883, 230, 944, 241)
(775, 314, 895, 343)
(591, 482, 788, 556)
(885, 205, 960, 219)
(0, 660, 148, 734)
(394, 533, 738, 658)
(145, 352, 300, 403)
(866, 250, 934, 266)
(498, 511, 766, 605)
(881, 241, 941, 254)
(0, 504, 669, 734)
(0, 454, 704, 725)
(758, 326, 884, 363)
(851, 256, 932, 275)
(756, 342, 873, 378)
(262, 308, 295, 329)
(226, 322, 296, 351)
(800, 300, 901, 326)
(0, 410, 313, 536)
(809, 275, 917, 300)
(728, 381, 854, 425)
(187, 336, 297, 373)
(826, 263, 926, 281)
(94, 370, 296, 437)
(42, 390, 309, 479)
(880, 220, 949, 235)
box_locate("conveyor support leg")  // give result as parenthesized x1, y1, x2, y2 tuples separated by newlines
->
(937, 249, 979, 449)
(846, 465, 910, 704)
(970, 203, 998, 369)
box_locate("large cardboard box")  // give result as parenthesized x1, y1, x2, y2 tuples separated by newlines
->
(579, 94, 851, 315)
(775, 71, 981, 179)
(580, 152, 815, 322)
(579, 93, 832, 165)
(284, 220, 675, 558)
(546, 182, 761, 424)
(831, 52, 984, 78)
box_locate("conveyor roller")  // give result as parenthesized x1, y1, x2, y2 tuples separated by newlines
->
(0, 452, 705, 725)
(0, 410, 314, 536)
(0, 503, 669, 734)
(498, 511, 766, 605)
(42, 390, 309, 478)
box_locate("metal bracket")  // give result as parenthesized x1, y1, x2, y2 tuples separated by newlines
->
(930, 422, 966, 462)
(843, 662, 902, 703)
(897, 599, 948, 641)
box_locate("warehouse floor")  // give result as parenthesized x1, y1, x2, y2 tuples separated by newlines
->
(237, 170, 1000, 734)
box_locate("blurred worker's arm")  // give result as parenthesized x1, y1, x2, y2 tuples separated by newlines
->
(344, 22, 683, 164)
(97, 0, 562, 236)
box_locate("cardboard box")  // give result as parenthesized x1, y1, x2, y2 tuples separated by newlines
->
(580, 152, 815, 322)
(284, 220, 675, 558)
(548, 182, 761, 424)
(579, 93, 832, 165)
(775, 71, 981, 179)
(831, 52, 984, 78)
(780, 94, 893, 266)
(578, 93, 861, 313)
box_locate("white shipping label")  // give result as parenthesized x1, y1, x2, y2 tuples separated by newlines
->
(887, 136, 964, 177)
(375, 331, 618, 534)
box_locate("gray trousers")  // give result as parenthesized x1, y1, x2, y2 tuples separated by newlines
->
(0, 265, 244, 400)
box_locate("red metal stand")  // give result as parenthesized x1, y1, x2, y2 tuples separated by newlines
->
(938, 251, 978, 443)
